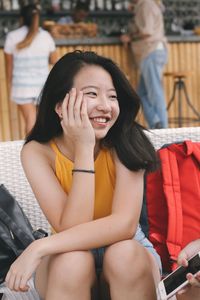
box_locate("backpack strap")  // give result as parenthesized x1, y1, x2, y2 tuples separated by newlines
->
(159, 148, 183, 269)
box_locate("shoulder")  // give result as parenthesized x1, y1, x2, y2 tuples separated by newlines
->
(7, 26, 27, 39)
(139, 0, 156, 11)
(21, 140, 55, 169)
(38, 28, 55, 49)
(4, 26, 27, 49)
(39, 28, 54, 40)
(113, 150, 144, 177)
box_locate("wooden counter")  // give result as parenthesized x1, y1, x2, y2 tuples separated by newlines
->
(0, 41, 200, 141)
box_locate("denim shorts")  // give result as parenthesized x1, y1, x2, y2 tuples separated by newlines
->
(92, 224, 162, 277)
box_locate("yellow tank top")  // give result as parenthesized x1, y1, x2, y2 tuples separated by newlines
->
(50, 141, 116, 219)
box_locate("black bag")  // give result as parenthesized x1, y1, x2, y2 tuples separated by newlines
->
(0, 184, 47, 284)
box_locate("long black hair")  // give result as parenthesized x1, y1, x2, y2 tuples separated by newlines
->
(17, 4, 40, 49)
(26, 50, 157, 172)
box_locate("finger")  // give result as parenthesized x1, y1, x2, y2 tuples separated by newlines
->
(74, 91, 84, 125)
(5, 269, 11, 284)
(177, 255, 188, 267)
(177, 286, 189, 295)
(19, 286, 29, 292)
(68, 88, 77, 125)
(187, 273, 200, 287)
(181, 257, 188, 267)
(80, 97, 89, 124)
(61, 93, 69, 122)
(195, 271, 200, 281)
(5, 267, 15, 290)
(19, 276, 30, 292)
(6, 273, 16, 291)
(14, 274, 23, 291)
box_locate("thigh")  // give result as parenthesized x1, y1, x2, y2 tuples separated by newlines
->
(35, 251, 97, 299)
(103, 239, 160, 282)
(34, 256, 50, 299)
(134, 224, 162, 273)
(18, 103, 37, 120)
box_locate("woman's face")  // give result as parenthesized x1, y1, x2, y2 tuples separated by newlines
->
(73, 64, 120, 140)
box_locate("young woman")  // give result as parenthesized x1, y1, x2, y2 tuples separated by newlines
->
(5, 51, 161, 300)
(4, 4, 57, 134)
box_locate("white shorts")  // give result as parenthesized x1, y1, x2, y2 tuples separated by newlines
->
(12, 97, 39, 105)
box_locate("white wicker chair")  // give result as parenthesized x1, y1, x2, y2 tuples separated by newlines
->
(0, 127, 200, 299)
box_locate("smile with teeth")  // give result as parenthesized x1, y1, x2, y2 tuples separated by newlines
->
(91, 117, 110, 123)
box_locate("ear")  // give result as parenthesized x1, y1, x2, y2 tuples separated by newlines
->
(55, 102, 62, 119)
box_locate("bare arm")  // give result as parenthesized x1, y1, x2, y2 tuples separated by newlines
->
(40, 159, 144, 253)
(21, 141, 95, 231)
(4, 53, 13, 96)
(21, 90, 96, 231)
(49, 50, 58, 65)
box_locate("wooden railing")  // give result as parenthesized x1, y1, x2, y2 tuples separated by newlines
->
(0, 42, 200, 141)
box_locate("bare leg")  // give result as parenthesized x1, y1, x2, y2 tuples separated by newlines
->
(18, 103, 37, 134)
(35, 251, 96, 300)
(103, 240, 160, 300)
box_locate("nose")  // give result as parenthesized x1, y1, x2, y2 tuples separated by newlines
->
(97, 96, 111, 112)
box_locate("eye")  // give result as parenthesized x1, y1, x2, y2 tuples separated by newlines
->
(85, 92, 97, 97)
(109, 94, 118, 101)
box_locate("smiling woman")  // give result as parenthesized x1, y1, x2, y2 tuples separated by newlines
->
(4, 50, 161, 300)
(64, 65, 120, 141)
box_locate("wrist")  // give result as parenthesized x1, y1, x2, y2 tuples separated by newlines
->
(32, 237, 49, 258)
(72, 169, 95, 175)
(75, 142, 95, 151)
(74, 145, 94, 163)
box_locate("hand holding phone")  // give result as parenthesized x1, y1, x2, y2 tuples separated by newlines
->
(157, 251, 200, 300)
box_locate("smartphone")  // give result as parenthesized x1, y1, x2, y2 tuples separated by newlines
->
(157, 251, 200, 300)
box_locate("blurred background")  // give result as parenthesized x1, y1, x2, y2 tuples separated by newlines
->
(1, 0, 200, 141)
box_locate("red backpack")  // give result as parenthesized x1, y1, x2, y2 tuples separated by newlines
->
(146, 140, 200, 273)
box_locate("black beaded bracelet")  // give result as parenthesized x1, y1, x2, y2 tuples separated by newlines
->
(72, 169, 95, 174)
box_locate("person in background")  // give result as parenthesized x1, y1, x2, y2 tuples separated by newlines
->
(4, 4, 57, 134)
(176, 239, 200, 299)
(58, 1, 89, 24)
(5, 50, 161, 299)
(121, 0, 168, 129)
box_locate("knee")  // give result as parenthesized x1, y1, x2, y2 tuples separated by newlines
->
(49, 251, 95, 288)
(103, 240, 149, 284)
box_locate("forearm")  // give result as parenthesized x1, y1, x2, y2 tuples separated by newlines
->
(59, 146, 95, 230)
(5, 54, 13, 95)
(131, 32, 150, 41)
(37, 214, 137, 257)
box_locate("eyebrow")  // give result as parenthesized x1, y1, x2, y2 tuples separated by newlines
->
(81, 85, 116, 92)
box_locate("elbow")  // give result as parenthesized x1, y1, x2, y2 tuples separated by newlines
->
(126, 222, 138, 239)
(53, 216, 74, 232)
(118, 216, 138, 240)
(54, 221, 75, 233)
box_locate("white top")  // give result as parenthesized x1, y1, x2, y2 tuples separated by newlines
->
(4, 26, 56, 99)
